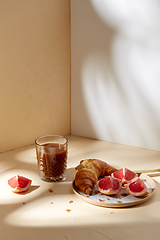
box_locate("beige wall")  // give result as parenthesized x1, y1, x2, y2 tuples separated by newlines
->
(71, 0, 160, 151)
(0, 0, 71, 153)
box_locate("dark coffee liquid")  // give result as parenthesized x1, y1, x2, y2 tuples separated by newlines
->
(36, 143, 68, 181)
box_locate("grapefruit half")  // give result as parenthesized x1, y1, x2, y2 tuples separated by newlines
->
(112, 168, 137, 184)
(7, 175, 32, 193)
(97, 176, 122, 195)
(124, 177, 149, 197)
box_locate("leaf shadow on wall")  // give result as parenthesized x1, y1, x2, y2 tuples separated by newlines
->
(74, 0, 160, 151)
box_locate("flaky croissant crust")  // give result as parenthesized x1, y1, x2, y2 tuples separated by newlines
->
(75, 159, 117, 195)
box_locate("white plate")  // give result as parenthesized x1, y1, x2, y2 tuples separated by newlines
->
(72, 174, 156, 208)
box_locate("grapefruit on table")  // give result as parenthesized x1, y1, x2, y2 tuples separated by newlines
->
(112, 168, 137, 184)
(97, 176, 122, 195)
(7, 175, 32, 193)
(125, 177, 149, 197)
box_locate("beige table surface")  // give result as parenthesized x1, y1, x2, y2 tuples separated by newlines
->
(0, 134, 160, 240)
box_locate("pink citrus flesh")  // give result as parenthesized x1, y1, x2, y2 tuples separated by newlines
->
(112, 168, 137, 184)
(7, 175, 32, 193)
(125, 177, 149, 197)
(97, 176, 122, 195)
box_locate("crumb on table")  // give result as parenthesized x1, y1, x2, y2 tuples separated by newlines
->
(49, 189, 53, 193)
(66, 209, 71, 213)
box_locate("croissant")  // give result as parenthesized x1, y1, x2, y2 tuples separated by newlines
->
(75, 159, 117, 195)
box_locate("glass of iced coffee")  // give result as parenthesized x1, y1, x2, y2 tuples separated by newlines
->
(35, 135, 68, 182)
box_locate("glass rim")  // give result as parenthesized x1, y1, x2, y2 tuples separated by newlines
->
(35, 135, 68, 147)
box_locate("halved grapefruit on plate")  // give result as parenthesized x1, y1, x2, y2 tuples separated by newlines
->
(112, 168, 137, 184)
(7, 175, 32, 193)
(97, 176, 122, 195)
(125, 177, 149, 197)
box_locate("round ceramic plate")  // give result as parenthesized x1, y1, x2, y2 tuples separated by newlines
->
(72, 173, 156, 208)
